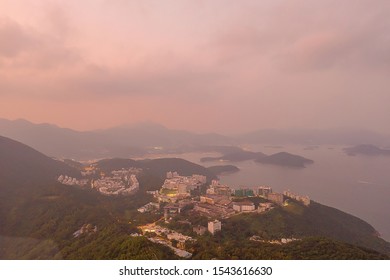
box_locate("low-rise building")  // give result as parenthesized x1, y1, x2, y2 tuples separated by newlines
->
(192, 174, 207, 184)
(283, 190, 310, 206)
(256, 186, 273, 197)
(232, 200, 255, 212)
(233, 188, 255, 197)
(200, 195, 232, 208)
(267, 192, 285, 205)
(258, 202, 274, 213)
(208, 220, 222, 235)
(137, 202, 160, 213)
(91, 170, 139, 196)
(207, 180, 231, 195)
(158, 172, 206, 202)
(58, 175, 88, 187)
(193, 202, 235, 219)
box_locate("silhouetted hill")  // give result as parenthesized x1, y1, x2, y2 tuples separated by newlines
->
(0, 118, 101, 159)
(3, 118, 390, 161)
(192, 236, 387, 260)
(94, 158, 140, 171)
(94, 157, 216, 181)
(255, 152, 314, 168)
(207, 165, 240, 175)
(278, 237, 387, 259)
(63, 159, 84, 170)
(219, 200, 390, 256)
(99, 122, 231, 148)
(0, 135, 80, 186)
(344, 144, 390, 156)
(0, 137, 180, 260)
(0, 118, 232, 159)
(169, 199, 390, 258)
(200, 148, 313, 168)
(141, 158, 216, 180)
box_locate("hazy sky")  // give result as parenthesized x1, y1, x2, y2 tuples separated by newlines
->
(1, 0, 389, 133)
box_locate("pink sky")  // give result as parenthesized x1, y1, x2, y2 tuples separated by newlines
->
(1, 0, 389, 133)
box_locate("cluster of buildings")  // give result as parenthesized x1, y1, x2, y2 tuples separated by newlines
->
(192, 182, 278, 219)
(92, 169, 139, 196)
(137, 219, 222, 257)
(206, 180, 231, 195)
(192, 220, 222, 235)
(156, 172, 206, 202)
(81, 166, 96, 177)
(256, 186, 311, 206)
(256, 186, 273, 197)
(283, 190, 311, 206)
(232, 200, 256, 212)
(137, 202, 160, 213)
(58, 167, 142, 197)
(194, 194, 235, 219)
(57, 175, 88, 187)
(139, 223, 194, 258)
(192, 220, 222, 236)
(152, 173, 311, 224)
(135, 171, 311, 250)
(207, 220, 222, 235)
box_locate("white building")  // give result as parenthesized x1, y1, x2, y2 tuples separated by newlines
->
(283, 190, 310, 206)
(208, 220, 222, 235)
(232, 201, 255, 212)
(257, 186, 273, 197)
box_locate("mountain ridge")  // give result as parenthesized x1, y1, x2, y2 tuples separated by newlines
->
(2, 118, 390, 160)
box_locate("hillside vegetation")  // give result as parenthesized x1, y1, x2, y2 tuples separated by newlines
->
(0, 135, 389, 259)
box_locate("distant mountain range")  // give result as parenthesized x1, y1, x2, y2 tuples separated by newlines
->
(344, 144, 390, 156)
(0, 135, 80, 186)
(1, 118, 390, 160)
(0, 134, 217, 188)
(0, 119, 232, 159)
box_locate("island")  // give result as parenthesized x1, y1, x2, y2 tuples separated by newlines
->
(255, 152, 314, 168)
(200, 146, 314, 168)
(201, 150, 266, 162)
(207, 165, 240, 175)
(344, 144, 390, 156)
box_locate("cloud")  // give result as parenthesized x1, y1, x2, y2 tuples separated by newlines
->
(0, 16, 224, 101)
(0, 18, 38, 58)
(1, 0, 390, 133)
(0, 17, 81, 69)
(63, 60, 226, 101)
(207, 0, 390, 73)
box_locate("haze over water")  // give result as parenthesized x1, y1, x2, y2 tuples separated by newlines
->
(175, 145, 390, 242)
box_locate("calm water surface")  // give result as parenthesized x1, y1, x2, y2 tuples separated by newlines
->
(166, 145, 390, 241)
